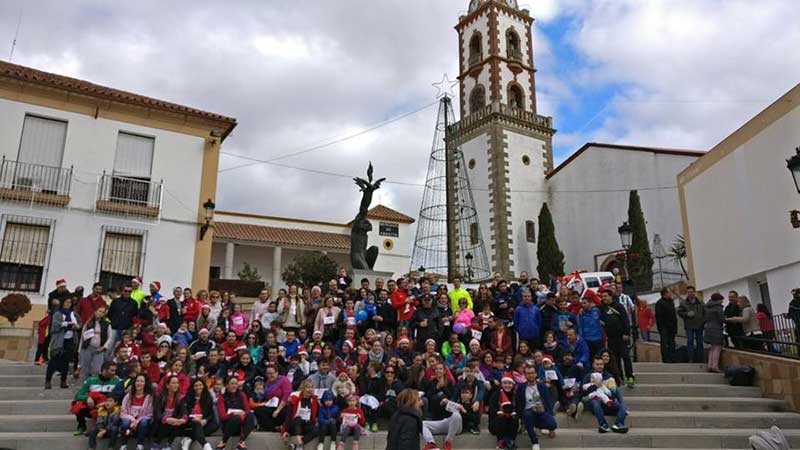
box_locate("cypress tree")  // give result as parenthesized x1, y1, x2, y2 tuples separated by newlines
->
(627, 190, 654, 292)
(536, 202, 565, 283)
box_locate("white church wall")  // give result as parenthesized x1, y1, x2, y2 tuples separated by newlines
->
(506, 129, 548, 276)
(548, 146, 698, 279)
(461, 132, 492, 270)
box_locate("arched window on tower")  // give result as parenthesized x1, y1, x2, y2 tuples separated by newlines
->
(469, 85, 486, 114)
(508, 84, 524, 110)
(468, 33, 483, 67)
(506, 28, 522, 62)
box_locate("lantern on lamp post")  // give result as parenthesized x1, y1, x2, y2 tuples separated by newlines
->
(617, 221, 633, 280)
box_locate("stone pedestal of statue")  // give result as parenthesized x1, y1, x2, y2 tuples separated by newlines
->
(351, 269, 394, 290)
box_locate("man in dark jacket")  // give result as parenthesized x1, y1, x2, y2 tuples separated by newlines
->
(166, 287, 183, 334)
(789, 289, 800, 348)
(412, 295, 441, 352)
(539, 293, 559, 338)
(724, 290, 744, 348)
(600, 290, 634, 387)
(655, 288, 677, 363)
(677, 286, 706, 363)
(106, 286, 139, 358)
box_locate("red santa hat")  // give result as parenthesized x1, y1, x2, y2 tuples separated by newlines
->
(542, 355, 553, 365)
(150, 280, 161, 291)
(499, 389, 512, 408)
(55, 279, 67, 288)
(398, 336, 410, 346)
(297, 346, 308, 356)
(501, 371, 515, 383)
(342, 339, 355, 349)
(132, 276, 142, 286)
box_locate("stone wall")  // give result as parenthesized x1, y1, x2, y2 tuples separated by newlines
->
(0, 326, 34, 361)
(636, 341, 800, 412)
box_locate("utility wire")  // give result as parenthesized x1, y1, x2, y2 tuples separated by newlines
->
(219, 100, 439, 173)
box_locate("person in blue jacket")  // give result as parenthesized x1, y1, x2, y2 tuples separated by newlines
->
(317, 390, 340, 450)
(580, 356, 628, 434)
(513, 289, 542, 350)
(577, 297, 604, 357)
(564, 328, 589, 369)
(552, 298, 577, 346)
(515, 365, 557, 450)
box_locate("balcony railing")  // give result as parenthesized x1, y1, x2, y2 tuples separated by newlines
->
(95, 172, 162, 218)
(0, 156, 72, 207)
(448, 102, 554, 136)
(468, 52, 483, 67)
(507, 48, 523, 62)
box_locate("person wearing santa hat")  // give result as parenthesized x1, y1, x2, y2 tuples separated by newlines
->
(48, 278, 72, 311)
(148, 280, 163, 302)
(129, 277, 145, 306)
(488, 372, 520, 450)
(515, 365, 557, 450)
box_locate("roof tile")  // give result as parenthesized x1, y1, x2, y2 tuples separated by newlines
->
(214, 222, 350, 251)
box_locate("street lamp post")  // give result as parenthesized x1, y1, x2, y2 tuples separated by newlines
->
(788, 148, 800, 228)
(465, 252, 474, 282)
(617, 221, 633, 280)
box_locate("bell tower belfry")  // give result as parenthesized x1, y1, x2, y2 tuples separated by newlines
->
(448, 0, 556, 279)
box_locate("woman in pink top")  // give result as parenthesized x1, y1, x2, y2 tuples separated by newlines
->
(229, 303, 249, 337)
(453, 298, 475, 330)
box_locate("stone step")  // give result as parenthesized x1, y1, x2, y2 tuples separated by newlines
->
(4, 410, 799, 433)
(558, 411, 800, 429)
(0, 374, 78, 387)
(0, 396, 786, 416)
(0, 363, 45, 375)
(632, 363, 708, 373)
(0, 387, 76, 400)
(0, 428, 798, 450)
(620, 384, 760, 397)
(623, 396, 788, 412)
(632, 372, 725, 384)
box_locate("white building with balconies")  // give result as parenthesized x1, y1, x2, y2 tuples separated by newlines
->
(0, 61, 235, 316)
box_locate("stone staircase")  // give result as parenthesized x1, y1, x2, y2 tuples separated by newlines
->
(0, 361, 799, 449)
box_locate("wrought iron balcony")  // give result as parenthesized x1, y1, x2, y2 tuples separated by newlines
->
(0, 156, 72, 207)
(96, 172, 163, 218)
(507, 48, 523, 62)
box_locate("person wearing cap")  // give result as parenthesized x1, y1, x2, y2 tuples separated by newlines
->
(488, 371, 520, 450)
(48, 278, 72, 310)
(129, 277, 145, 306)
(412, 294, 441, 352)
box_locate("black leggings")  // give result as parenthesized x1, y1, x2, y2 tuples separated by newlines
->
(607, 337, 633, 379)
(221, 414, 256, 443)
(75, 406, 93, 430)
(489, 415, 518, 440)
(288, 417, 316, 442)
(318, 419, 337, 439)
(253, 406, 286, 431)
(46, 339, 74, 382)
(181, 419, 219, 445)
(153, 422, 183, 444)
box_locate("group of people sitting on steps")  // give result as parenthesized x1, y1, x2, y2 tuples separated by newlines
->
(36, 269, 634, 450)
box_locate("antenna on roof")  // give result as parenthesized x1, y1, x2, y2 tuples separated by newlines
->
(8, 8, 22, 62)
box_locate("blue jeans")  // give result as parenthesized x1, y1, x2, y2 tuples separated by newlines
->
(522, 409, 557, 444)
(119, 417, 152, 445)
(640, 329, 651, 341)
(588, 398, 627, 428)
(686, 328, 704, 363)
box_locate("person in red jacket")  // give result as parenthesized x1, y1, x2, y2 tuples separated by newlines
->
(35, 311, 51, 365)
(391, 278, 417, 326)
(636, 298, 655, 342)
(139, 352, 161, 385)
(284, 379, 319, 450)
(337, 394, 366, 450)
(75, 283, 108, 324)
(182, 288, 201, 323)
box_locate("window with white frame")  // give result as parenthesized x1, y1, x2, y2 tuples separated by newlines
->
(98, 226, 146, 291)
(16, 115, 68, 192)
(111, 132, 154, 204)
(0, 216, 54, 292)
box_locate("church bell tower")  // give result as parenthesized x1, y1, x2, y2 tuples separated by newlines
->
(448, 0, 555, 279)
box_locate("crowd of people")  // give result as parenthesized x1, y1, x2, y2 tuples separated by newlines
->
(34, 269, 645, 450)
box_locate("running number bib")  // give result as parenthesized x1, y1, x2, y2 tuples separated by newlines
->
(297, 406, 311, 421)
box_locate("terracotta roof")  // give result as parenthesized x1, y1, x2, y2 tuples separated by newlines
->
(546, 142, 705, 180)
(364, 204, 415, 224)
(214, 221, 350, 251)
(0, 60, 237, 138)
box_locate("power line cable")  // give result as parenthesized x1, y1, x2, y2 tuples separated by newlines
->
(219, 100, 439, 173)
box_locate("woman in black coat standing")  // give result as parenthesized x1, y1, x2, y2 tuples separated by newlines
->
(704, 293, 725, 373)
(386, 389, 422, 450)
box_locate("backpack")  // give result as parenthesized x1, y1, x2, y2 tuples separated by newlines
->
(671, 345, 689, 363)
(725, 365, 756, 386)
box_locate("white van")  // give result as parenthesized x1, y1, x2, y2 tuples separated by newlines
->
(566, 271, 615, 294)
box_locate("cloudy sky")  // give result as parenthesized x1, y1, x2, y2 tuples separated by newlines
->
(2, 0, 799, 224)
